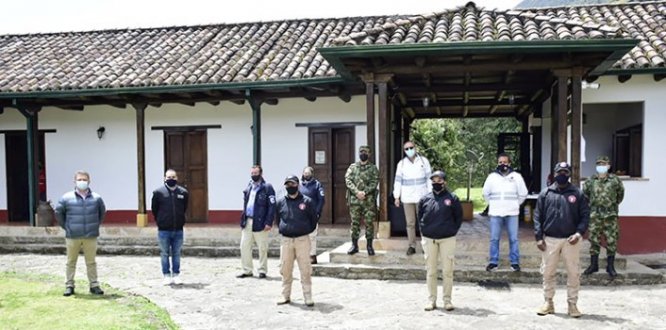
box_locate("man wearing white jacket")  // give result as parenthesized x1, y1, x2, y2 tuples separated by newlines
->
(393, 141, 432, 255)
(482, 153, 528, 272)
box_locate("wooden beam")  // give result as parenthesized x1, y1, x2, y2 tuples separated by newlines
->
(377, 79, 389, 228)
(305, 96, 317, 102)
(405, 98, 530, 107)
(395, 82, 544, 94)
(364, 78, 376, 162)
(364, 59, 598, 75)
(132, 103, 148, 227)
(55, 105, 85, 111)
(618, 75, 632, 83)
(338, 93, 352, 103)
(654, 74, 666, 82)
(571, 74, 582, 185)
(246, 90, 262, 165)
(263, 98, 279, 106)
(557, 75, 568, 162)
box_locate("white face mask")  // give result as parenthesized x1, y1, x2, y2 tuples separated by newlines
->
(76, 180, 89, 191)
(596, 165, 609, 174)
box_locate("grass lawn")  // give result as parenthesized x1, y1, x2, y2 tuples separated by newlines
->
(0, 272, 178, 330)
(453, 187, 487, 213)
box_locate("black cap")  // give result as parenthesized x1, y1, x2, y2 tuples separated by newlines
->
(430, 170, 447, 180)
(554, 162, 571, 174)
(284, 175, 299, 184)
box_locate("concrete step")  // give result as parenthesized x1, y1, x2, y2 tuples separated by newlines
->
(312, 258, 664, 286)
(330, 242, 627, 269)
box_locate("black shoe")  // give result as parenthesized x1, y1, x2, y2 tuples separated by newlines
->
(406, 247, 416, 256)
(583, 255, 599, 275)
(511, 264, 521, 272)
(236, 273, 253, 278)
(310, 255, 318, 264)
(606, 255, 617, 278)
(89, 286, 104, 295)
(347, 239, 359, 255)
(486, 263, 498, 272)
(63, 287, 75, 297)
(367, 239, 375, 256)
(259, 273, 267, 279)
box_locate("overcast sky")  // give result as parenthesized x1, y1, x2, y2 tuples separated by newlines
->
(0, 0, 521, 35)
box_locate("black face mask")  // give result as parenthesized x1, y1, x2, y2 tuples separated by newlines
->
(286, 186, 299, 195)
(165, 179, 177, 188)
(432, 183, 444, 193)
(302, 175, 312, 182)
(497, 164, 510, 173)
(555, 174, 569, 185)
(359, 153, 369, 162)
(251, 175, 261, 182)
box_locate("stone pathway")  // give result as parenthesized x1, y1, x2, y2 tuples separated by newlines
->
(2, 254, 665, 330)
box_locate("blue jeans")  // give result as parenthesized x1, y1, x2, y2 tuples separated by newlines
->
(489, 215, 519, 265)
(158, 230, 184, 275)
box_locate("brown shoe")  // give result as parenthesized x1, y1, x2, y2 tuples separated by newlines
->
(537, 299, 555, 315)
(310, 255, 318, 264)
(568, 303, 582, 318)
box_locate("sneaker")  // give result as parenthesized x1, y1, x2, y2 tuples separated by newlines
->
(424, 302, 436, 311)
(444, 302, 455, 311)
(162, 274, 173, 285)
(485, 263, 498, 272)
(172, 275, 183, 285)
(63, 287, 75, 297)
(89, 286, 104, 295)
(511, 264, 521, 272)
(406, 247, 416, 256)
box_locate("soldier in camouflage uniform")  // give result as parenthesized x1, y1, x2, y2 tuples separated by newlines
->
(582, 155, 625, 277)
(345, 145, 379, 256)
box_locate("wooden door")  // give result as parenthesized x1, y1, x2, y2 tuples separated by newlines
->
(308, 127, 354, 225)
(165, 130, 208, 223)
(5, 132, 45, 222)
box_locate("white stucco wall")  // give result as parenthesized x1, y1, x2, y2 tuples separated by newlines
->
(539, 75, 666, 216)
(0, 95, 367, 212)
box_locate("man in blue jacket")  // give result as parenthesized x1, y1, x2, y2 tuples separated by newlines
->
(299, 166, 324, 264)
(151, 169, 189, 286)
(55, 170, 106, 297)
(276, 175, 317, 307)
(534, 162, 589, 318)
(238, 165, 276, 279)
(417, 170, 463, 312)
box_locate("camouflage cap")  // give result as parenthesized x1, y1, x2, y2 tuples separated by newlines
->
(554, 161, 571, 174)
(596, 155, 610, 164)
(359, 145, 371, 153)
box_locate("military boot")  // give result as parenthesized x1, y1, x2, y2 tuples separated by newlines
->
(367, 239, 375, 256)
(536, 299, 554, 316)
(568, 303, 582, 318)
(347, 239, 359, 255)
(606, 255, 617, 278)
(583, 254, 599, 275)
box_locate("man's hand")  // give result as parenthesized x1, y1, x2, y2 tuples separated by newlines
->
(394, 199, 400, 207)
(536, 240, 546, 252)
(568, 233, 581, 245)
(356, 191, 366, 200)
(263, 225, 272, 232)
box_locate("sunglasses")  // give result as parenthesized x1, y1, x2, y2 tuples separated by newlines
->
(404, 146, 414, 151)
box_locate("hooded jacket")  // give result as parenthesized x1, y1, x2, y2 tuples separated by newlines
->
(534, 183, 590, 241)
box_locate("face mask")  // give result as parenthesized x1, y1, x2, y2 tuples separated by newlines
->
(165, 179, 177, 188)
(251, 175, 261, 182)
(497, 164, 510, 173)
(405, 149, 416, 158)
(432, 183, 444, 193)
(596, 165, 609, 174)
(286, 186, 299, 195)
(302, 175, 312, 182)
(555, 174, 569, 185)
(76, 180, 89, 191)
(359, 153, 369, 162)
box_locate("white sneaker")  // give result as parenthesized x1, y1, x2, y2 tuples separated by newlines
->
(162, 274, 172, 286)
(172, 275, 183, 285)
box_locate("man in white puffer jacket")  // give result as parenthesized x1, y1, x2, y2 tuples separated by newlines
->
(393, 141, 432, 255)
(482, 153, 528, 272)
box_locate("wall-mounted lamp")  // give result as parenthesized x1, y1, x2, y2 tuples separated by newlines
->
(422, 96, 429, 108)
(582, 81, 600, 89)
(97, 126, 105, 140)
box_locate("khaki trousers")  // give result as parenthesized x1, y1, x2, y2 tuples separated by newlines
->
(421, 236, 456, 304)
(280, 235, 312, 301)
(540, 236, 581, 304)
(309, 224, 318, 256)
(240, 219, 269, 274)
(65, 238, 99, 288)
(404, 203, 418, 248)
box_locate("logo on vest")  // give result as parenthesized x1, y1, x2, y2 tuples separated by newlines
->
(299, 203, 306, 210)
(567, 195, 577, 203)
(444, 199, 452, 206)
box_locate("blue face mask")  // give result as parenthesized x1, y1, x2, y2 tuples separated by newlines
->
(76, 180, 89, 191)
(405, 149, 416, 158)
(596, 165, 609, 174)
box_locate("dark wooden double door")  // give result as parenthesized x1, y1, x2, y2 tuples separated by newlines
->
(5, 132, 45, 222)
(164, 130, 208, 223)
(309, 127, 354, 225)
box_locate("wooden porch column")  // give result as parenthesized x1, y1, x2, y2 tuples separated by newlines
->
(571, 70, 583, 185)
(362, 75, 376, 163)
(18, 106, 41, 226)
(246, 89, 262, 165)
(376, 75, 392, 238)
(133, 103, 148, 227)
(557, 75, 568, 163)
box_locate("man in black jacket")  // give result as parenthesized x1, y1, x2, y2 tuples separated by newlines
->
(534, 162, 589, 318)
(276, 175, 317, 307)
(151, 169, 189, 286)
(417, 170, 463, 312)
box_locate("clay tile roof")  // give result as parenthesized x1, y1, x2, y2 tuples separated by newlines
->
(1, 1, 665, 94)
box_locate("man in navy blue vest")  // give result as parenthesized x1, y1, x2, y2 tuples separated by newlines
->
(299, 166, 324, 264)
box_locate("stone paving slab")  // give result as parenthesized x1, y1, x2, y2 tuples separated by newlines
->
(1, 254, 665, 330)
